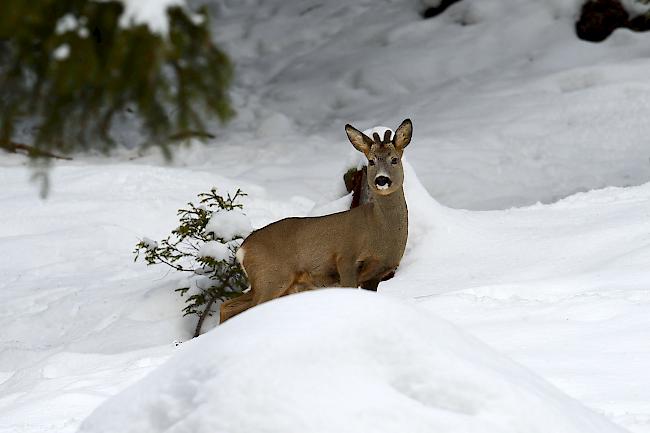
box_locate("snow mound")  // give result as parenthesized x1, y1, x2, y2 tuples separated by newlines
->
(79, 290, 624, 433)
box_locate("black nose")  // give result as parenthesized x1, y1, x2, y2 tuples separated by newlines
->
(375, 176, 392, 187)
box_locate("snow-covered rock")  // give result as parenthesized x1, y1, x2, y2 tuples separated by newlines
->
(78, 290, 625, 433)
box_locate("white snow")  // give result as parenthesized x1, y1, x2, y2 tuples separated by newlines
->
(55, 14, 79, 34)
(3, 159, 650, 433)
(622, 0, 650, 17)
(116, 0, 184, 35)
(204, 210, 252, 241)
(363, 126, 394, 142)
(78, 290, 625, 433)
(53, 44, 70, 61)
(197, 240, 230, 262)
(3, 0, 650, 432)
(141, 237, 158, 251)
(255, 112, 294, 138)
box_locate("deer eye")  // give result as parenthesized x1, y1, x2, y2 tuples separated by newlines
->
(368, 159, 376, 166)
(391, 157, 398, 164)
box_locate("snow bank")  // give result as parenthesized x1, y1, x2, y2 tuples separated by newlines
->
(79, 290, 625, 433)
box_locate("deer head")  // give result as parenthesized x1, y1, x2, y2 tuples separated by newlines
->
(345, 119, 412, 196)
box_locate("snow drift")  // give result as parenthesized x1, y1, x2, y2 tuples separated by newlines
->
(78, 290, 625, 433)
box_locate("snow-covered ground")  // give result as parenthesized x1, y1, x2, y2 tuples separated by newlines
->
(2, 0, 650, 432)
(78, 290, 627, 433)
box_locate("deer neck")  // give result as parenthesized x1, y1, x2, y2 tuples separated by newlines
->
(371, 186, 408, 226)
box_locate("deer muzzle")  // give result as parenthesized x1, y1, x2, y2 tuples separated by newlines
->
(375, 175, 392, 190)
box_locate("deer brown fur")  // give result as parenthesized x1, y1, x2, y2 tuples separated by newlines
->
(219, 119, 413, 322)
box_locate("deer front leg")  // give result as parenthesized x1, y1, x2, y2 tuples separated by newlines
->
(361, 279, 380, 291)
(336, 255, 358, 288)
(360, 268, 396, 292)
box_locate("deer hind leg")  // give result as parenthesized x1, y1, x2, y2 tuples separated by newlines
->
(219, 290, 255, 323)
(249, 271, 294, 305)
(282, 272, 315, 296)
(221, 264, 314, 322)
(335, 254, 359, 288)
(219, 275, 287, 323)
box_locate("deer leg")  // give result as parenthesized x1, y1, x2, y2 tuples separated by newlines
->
(220, 290, 255, 323)
(282, 272, 315, 296)
(251, 275, 292, 305)
(361, 278, 380, 291)
(336, 256, 358, 288)
(360, 266, 396, 292)
(220, 272, 293, 323)
(357, 259, 384, 291)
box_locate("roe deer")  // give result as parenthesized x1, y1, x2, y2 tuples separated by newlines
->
(220, 119, 412, 322)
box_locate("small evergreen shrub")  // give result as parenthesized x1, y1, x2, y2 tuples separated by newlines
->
(134, 188, 250, 337)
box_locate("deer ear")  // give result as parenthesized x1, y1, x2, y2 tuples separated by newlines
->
(345, 124, 374, 155)
(393, 119, 412, 151)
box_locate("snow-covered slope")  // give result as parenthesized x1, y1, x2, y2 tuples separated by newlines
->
(3, 0, 650, 432)
(2, 159, 650, 432)
(78, 291, 626, 433)
(193, 0, 650, 210)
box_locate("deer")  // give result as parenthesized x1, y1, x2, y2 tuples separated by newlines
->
(219, 119, 413, 323)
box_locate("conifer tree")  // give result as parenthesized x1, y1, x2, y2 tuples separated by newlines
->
(0, 0, 233, 161)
